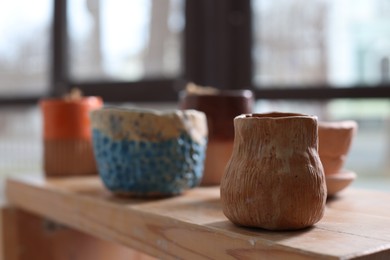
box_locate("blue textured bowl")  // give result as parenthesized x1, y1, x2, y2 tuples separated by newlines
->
(90, 107, 208, 197)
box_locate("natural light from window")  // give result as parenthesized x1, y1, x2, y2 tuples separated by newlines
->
(0, 0, 51, 95)
(68, 0, 184, 82)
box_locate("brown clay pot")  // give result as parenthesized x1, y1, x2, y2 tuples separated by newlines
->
(326, 169, 357, 196)
(220, 112, 326, 231)
(318, 121, 358, 175)
(40, 97, 103, 177)
(179, 89, 254, 185)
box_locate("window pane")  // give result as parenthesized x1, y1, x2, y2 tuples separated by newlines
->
(254, 99, 390, 189)
(68, 0, 184, 82)
(0, 0, 52, 95)
(0, 106, 42, 177)
(252, 0, 390, 87)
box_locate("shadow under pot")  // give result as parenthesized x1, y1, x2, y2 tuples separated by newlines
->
(179, 89, 254, 185)
(90, 108, 208, 197)
(220, 112, 326, 231)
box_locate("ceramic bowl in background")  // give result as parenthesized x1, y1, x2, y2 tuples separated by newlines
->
(179, 84, 254, 185)
(325, 169, 357, 197)
(90, 107, 208, 197)
(318, 120, 358, 196)
(318, 120, 358, 175)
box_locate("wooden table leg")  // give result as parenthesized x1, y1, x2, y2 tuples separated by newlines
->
(1, 206, 156, 260)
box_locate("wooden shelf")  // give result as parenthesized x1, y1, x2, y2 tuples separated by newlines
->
(4, 176, 390, 259)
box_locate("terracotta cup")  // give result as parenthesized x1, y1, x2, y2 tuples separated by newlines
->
(40, 97, 103, 177)
(318, 120, 358, 175)
(179, 89, 254, 185)
(220, 112, 326, 230)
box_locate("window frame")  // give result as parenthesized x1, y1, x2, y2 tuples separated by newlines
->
(0, 0, 389, 107)
(54, 0, 185, 102)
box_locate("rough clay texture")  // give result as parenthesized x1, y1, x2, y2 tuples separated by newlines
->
(220, 113, 327, 230)
(90, 108, 208, 197)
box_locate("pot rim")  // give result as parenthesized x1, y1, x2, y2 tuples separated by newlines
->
(40, 96, 102, 107)
(90, 107, 208, 145)
(91, 106, 202, 117)
(236, 111, 317, 120)
(318, 120, 358, 130)
(180, 89, 254, 99)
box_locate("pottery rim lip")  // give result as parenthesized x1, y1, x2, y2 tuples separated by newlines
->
(319, 120, 358, 130)
(90, 106, 202, 117)
(236, 112, 317, 120)
(180, 89, 254, 99)
(90, 106, 208, 145)
(40, 96, 102, 106)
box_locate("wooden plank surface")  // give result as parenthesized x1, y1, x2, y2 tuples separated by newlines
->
(5, 176, 390, 260)
(0, 205, 155, 260)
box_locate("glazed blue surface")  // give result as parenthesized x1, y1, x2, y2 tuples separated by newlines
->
(92, 129, 206, 196)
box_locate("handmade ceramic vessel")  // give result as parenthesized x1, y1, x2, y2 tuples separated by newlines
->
(318, 121, 358, 175)
(40, 96, 103, 177)
(326, 169, 357, 196)
(90, 108, 208, 197)
(220, 112, 326, 230)
(179, 84, 254, 185)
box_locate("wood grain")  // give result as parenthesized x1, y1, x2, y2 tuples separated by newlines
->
(4, 176, 390, 259)
(0, 205, 155, 260)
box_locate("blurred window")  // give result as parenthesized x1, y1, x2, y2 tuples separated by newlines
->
(253, 0, 390, 87)
(0, 0, 52, 96)
(252, 0, 390, 184)
(68, 0, 184, 82)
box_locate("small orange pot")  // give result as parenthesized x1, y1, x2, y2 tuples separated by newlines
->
(40, 97, 103, 177)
